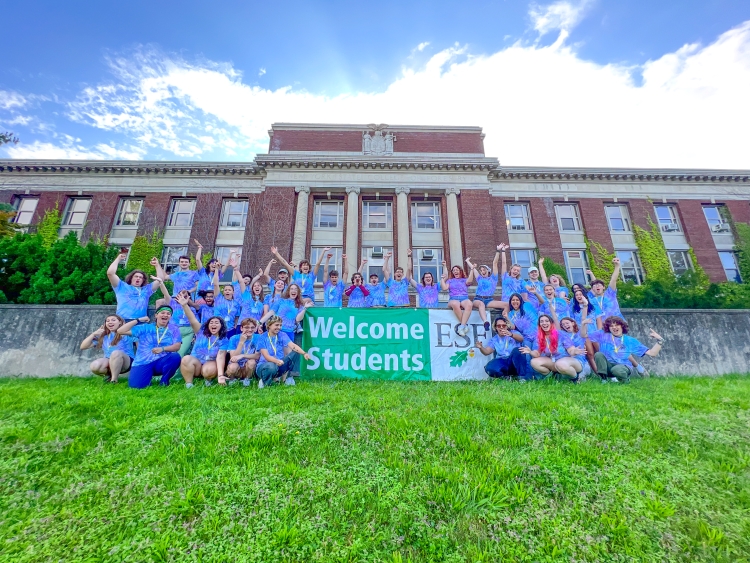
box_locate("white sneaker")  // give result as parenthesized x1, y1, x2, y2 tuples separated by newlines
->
(204, 380, 213, 387)
(185, 382, 194, 389)
(258, 379, 265, 389)
(284, 376, 296, 386)
(242, 379, 251, 387)
(609, 377, 618, 383)
(459, 324, 470, 336)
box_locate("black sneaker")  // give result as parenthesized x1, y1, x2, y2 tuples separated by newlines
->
(483, 321, 491, 331)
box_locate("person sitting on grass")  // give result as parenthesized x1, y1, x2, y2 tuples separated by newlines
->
(591, 316, 664, 383)
(475, 316, 532, 380)
(175, 293, 229, 387)
(255, 315, 311, 389)
(226, 318, 261, 386)
(107, 252, 167, 323)
(80, 314, 134, 384)
(117, 306, 182, 389)
(518, 314, 586, 381)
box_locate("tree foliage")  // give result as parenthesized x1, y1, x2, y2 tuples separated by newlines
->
(38, 204, 62, 249)
(0, 203, 20, 238)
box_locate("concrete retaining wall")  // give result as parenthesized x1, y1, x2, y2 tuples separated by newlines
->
(0, 305, 748, 377)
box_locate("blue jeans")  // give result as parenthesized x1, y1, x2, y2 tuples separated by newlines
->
(128, 353, 182, 388)
(256, 353, 298, 386)
(485, 349, 535, 381)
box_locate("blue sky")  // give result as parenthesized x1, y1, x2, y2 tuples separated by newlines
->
(2, 0, 750, 168)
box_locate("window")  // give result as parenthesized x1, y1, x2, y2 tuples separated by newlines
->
(220, 200, 248, 228)
(310, 246, 342, 283)
(555, 204, 582, 232)
(510, 249, 536, 278)
(605, 204, 632, 232)
(116, 198, 144, 226)
(564, 250, 588, 285)
(667, 251, 692, 276)
(161, 246, 189, 275)
(654, 205, 681, 233)
(412, 202, 442, 230)
(412, 248, 443, 284)
(361, 246, 393, 279)
(12, 197, 38, 225)
(61, 198, 91, 227)
(719, 251, 741, 283)
(313, 200, 344, 229)
(703, 206, 731, 234)
(362, 201, 392, 230)
(214, 247, 243, 283)
(168, 199, 196, 227)
(617, 251, 644, 284)
(504, 203, 532, 231)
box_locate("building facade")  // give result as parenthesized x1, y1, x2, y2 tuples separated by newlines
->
(2, 122, 749, 293)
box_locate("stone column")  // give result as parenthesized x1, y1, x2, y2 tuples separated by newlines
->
(291, 186, 310, 264)
(395, 186, 411, 269)
(445, 186, 463, 267)
(345, 186, 360, 271)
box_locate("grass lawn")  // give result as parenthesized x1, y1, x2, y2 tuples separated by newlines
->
(1, 377, 749, 563)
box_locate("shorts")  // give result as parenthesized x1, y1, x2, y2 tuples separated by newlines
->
(476, 297, 494, 307)
(578, 362, 591, 378)
(448, 296, 470, 302)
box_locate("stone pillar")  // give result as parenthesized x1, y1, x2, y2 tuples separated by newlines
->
(445, 187, 463, 267)
(395, 186, 411, 268)
(345, 186, 360, 271)
(291, 186, 310, 264)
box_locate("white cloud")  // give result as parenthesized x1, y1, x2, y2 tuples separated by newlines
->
(259, 67, 266, 76)
(416, 42, 430, 52)
(5, 19, 747, 168)
(4, 140, 146, 160)
(529, 0, 593, 38)
(0, 90, 27, 111)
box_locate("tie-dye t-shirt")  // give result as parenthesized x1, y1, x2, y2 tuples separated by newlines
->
(226, 333, 259, 366)
(130, 323, 182, 366)
(263, 292, 283, 311)
(346, 286, 370, 308)
(93, 332, 135, 359)
(560, 331, 587, 366)
(588, 287, 624, 321)
(590, 332, 648, 368)
(198, 303, 215, 324)
(532, 333, 571, 362)
(524, 279, 545, 296)
(113, 280, 155, 320)
(446, 278, 469, 300)
(191, 333, 229, 364)
(507, 312, 537, 347)
(197, 270, 215, 292)
(169, 298, 194, 328)
(475, 273, 499, 297)
(386, 278, 410, 307)
(323, 280, 345, 307)
(365, 282, 386, 307)
(256, 331, 292, 365)
(170, 269, 200, 294)
(292, 270, 316, 298)
(241, 295, 265, 322)
(534, 296, 570, 319)
(501, 273, 525, 301)
(489, 334, 520, 358)
(416, 284, 439, 307)
(271, 298, 305, 332)
(570, 304, 598, 328)
(214, 295, 241, 330)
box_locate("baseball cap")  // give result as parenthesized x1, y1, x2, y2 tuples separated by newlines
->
(528, 266, 539, 273)
(278, 268, 289, 274)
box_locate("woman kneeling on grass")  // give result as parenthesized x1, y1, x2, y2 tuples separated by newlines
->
(176, 294, 230, 387)
(80, 315, 134, 383)
(226, 318, 261, 386)
(519, 314, 587, 382)
(591, 316, 664, 383)
(475, 316, 533, 380)
(256, 315, 311, 389)
(117, 307, 182, 389)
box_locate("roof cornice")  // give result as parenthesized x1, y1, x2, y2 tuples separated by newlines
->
(0, 161, 262, 176)
(255, 153, 499, 172)
(269, 122, 484, 134)
(492, 166, 750, 183)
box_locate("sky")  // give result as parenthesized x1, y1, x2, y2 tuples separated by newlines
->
(1, 0, 750, 168)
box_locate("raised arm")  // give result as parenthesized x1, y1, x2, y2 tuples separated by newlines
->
(609, 257, 621, 290)
(212, 265, 220, 297)
(538, 256, 549, 283)
(322, 253, 333, 284)
(585, 269, 596, 284)
(492, 246, 501, 276)
(526, 284, 544, 304)
(271, 245, 294, 273)
(194, 239, 203, 270)
(250, 269, 263, 288)
(233, 257, 246, 295)
(357, 258, 367, 275)
(262, 259, 275, 284)
(107, 252, 127, 288)
(151, 276, 170, 302)
(644, 330, 664, 357)
(296, 302, 313, 322)
(548, 302, 561, 330)
(312, 246, 330, 276)
(580, 305, 590, 339)
(382, 251, 392, 282)
(80, 325, 105, 350)
(117, 318, 139, 336)
(440, 260, 450, 291)
(406, 249, 418, 287)
(499, 243, 509, 276)
(176, 293, 201, 334)
(342, 254, 349, 281)
(465, 257, 476, 284)
(149, 257, 167, 290)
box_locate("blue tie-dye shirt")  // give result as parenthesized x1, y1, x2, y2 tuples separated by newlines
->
(386, 278, 410, 307)
(169, 298, 194, 327)
(93, 332, 135, 359)
(588, 287, 624, 321)
(256, 331, 292, 365)
(534, 296, 570, 319)
(501, 273, 525, 301)
(241, 295, 265, 322)
(365, 281, 386, 307)
(489, 334, 520, 358)
(130, 323, 182, 366)
(590, 332, 648, 368)
(560, 330, 587, 366)
(324, 280, 345, 307)
(346, 286, 370, 308)
(113, 280, 155, 320)
(507, 311, 537, 347)
(191, 333, 229, 363)
(292, 270, 316, 298)
(416, 284, 439, 307)
(198, 303, 215, 324)
(170, 269, 200, 294)
(197, 270, 215, 292)
(271, 298, 305, 331)
(446, 278, 469, 300)
(226, 333, 259, 366)
(214, 295, 241, 330)
(475, 273, 499, 297)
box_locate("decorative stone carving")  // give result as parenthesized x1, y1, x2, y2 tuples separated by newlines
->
(295, 185, 310, 194)
(445, 186, 461, 196)
(394, 186, 411, 195)
(345, 186, 361, 195)
(363, 124, 396, 156)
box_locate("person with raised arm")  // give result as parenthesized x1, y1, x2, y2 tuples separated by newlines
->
(472, 246, 504, 318)
(117, 306, 182, 389)
(441, 260, 475, 337)
(255, 315, 312, 388)
(165, 241, 201, 295)
(225, 318, 261, 386)
(537, 257, 569, 299)
(358, 259, 386, 307)
(527, 283, 571, 319)
(383, 251, 410, 307)
(264, 278, 286, 317)
(262, 257, 289, 292)
(475, 316, 531, 380)
(590, 317, 663, 383)
(587, 257, 624, 321)
(174, 293, 229, 387)
(271, 245, 325, 305)
(345, 270, 371, 308)
(80, 314, 135, 383)
(465, 257, 491, 331)
(323, 251, 348, 307)
(212, 262, 242, 337)
(107, 252, 167, 322)
(497, 243, 525, 316)
(239, 269, 266, 327)
(406, 248, 439, 308)
(196, 243, 227, 297)
(260, 283, 311, 340)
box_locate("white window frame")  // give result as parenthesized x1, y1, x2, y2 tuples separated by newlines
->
(504, 203, 532, 232)
(12, 197, 39, 225)
(555, 204, 582, 233)
(411, 202, 442, 231)
(617, 250, 645, 285)
(161, 246, 189, 275)
(312, 200, 344, 230)
(361, 246, 393, 280)
(667, 250, 693, 276)
(411, 247, 443, 284)
(168, 198, 196, 228)
(703, 206, 731, 234)
(219, 200, 248, 229)
(61, 197, 91, 227)
(654, 205, 682, 233)
(510, 249, 536, 279)
(718, 251, 741, 283)
(362, 200, 392, 230)
(310, 246, 343, 283)
(605, 204, 632, 233)
(115, 198, 144, 227)
(214, 246, 243, 283)
(564, 250, 588, 286)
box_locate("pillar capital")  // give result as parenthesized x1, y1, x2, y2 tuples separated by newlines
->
(345, 186, 360, 195)
(295, 185, 310, 194)
(445, 186, 461, 196)
(395, 186, 411, 195)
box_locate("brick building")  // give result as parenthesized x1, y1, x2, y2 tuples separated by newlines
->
(1, 123, 749, 295)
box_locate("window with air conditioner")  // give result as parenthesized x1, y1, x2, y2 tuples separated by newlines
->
(703, 206, 731, 233)
(654, 205, 681, 233)
(361, 247, 393, 280)
(412, 248, 443, 283)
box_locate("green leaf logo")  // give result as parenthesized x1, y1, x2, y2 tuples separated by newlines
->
(449, 349, 469, 367)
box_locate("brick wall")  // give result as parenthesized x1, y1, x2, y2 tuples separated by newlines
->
(0, 191, 12, 204)
(459, 190, 498, 267)
(579, 198, 614, 252)
(489, 197, 510, 246)
(391, 132, 484, 154)
(242, 187, 296, 279)
(726, 200, 750, 224)
(137, 193, 173, 235)
(188, 192, 225, 259)
(529, 198, 564, 264)
(34, 192, 69, 224)
(82, 192, 120, 241)
(628, 199, 657, 230)
(676, 199, 726, 282)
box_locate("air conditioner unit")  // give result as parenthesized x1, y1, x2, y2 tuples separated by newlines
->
(712, 223, 731, 233)
(421, 249, 435, 260)
(371, 246, 384, 258)
(662, 223, 680, 232)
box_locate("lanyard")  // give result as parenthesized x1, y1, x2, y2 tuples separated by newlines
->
(242, 339, 253, 355)
(155, 326, 168, 345)
(611, 334, 622, 353)
(268, 335, 278, 356)
(595, 295, 604, 310)
(206, 336, 218, 352)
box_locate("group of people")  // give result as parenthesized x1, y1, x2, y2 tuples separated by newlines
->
(81, 241, 665, 388)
